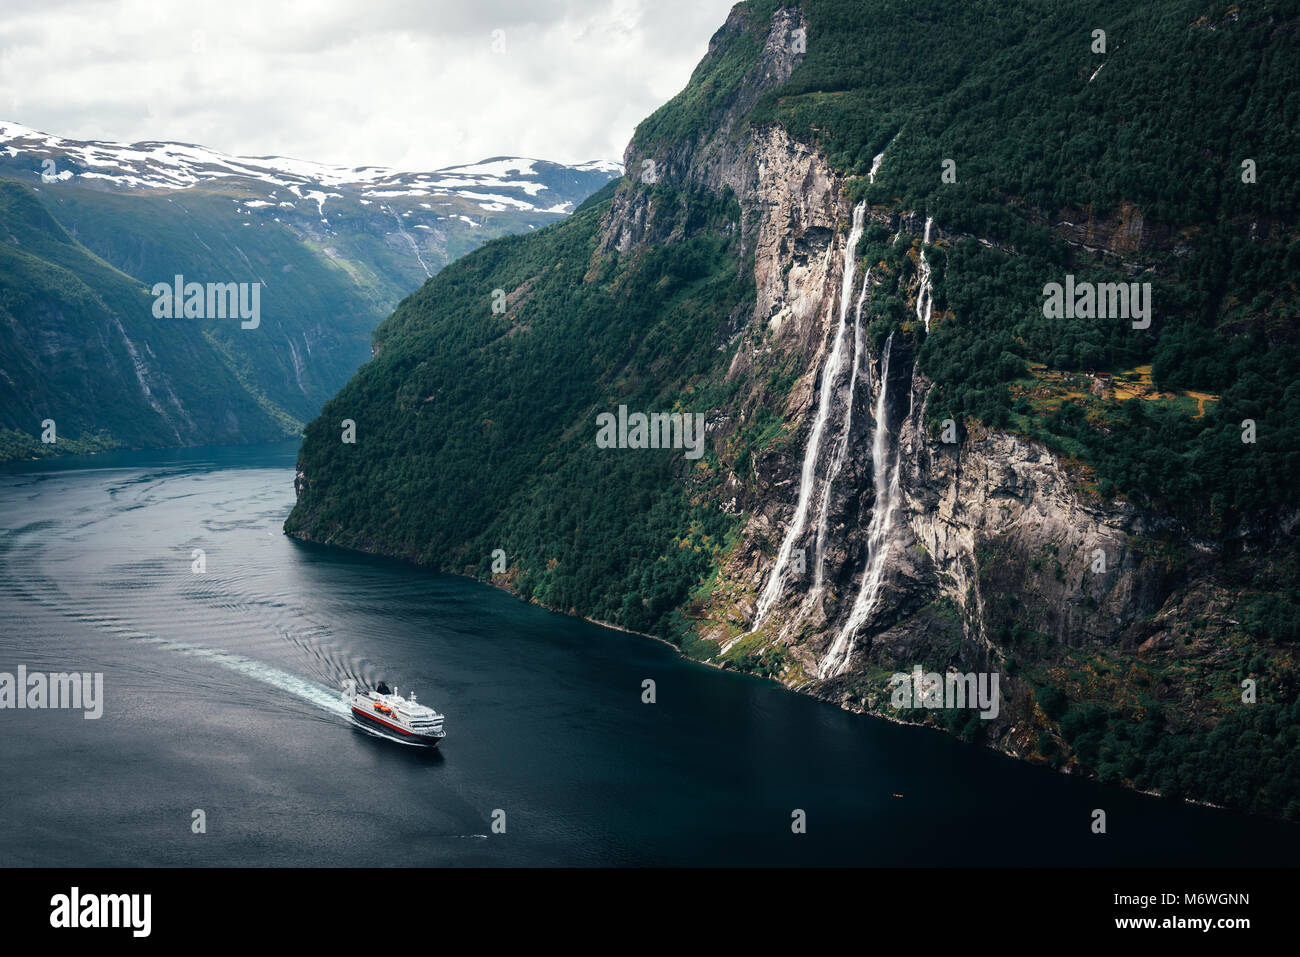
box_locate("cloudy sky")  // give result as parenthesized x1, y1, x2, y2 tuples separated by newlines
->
(0, 0, 737, 170)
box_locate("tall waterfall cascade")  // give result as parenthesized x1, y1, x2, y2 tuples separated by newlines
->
(729, 202, 919, 679)
(817, 329, 907, 679)
(739, 202, 867, 643)
(811, 272, 870, 595)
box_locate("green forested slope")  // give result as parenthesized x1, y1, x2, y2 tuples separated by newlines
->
(33, 185, 394, 420)
(286, 0, 1300, 815)
(746, 0, 1300, 530)
(289, 182, 749, 640)
(292, 0, 1299, 612)
(0, 148, 619, 460)
(0, 180, 295, 457)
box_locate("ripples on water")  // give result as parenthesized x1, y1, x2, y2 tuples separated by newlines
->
(1, 440, 1298, 867)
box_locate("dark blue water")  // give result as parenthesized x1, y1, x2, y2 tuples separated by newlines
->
(0, 440, 1296, 866)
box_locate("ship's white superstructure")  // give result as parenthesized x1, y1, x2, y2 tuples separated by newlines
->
(350, 686, 446, 745)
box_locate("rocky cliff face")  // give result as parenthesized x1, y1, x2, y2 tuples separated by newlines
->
(282, 0, 1298, 818)
(593, 5, 1216, 765)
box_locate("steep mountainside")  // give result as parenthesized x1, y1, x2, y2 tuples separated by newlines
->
(0, 180, 295, 452)
(0, 123, 619, 459)
(286, 0, 1300, 818)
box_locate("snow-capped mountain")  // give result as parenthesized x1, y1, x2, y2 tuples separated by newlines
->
(0, 119, 622, 295)
(0, 121, 622, 462)
(0, 121, 621, 218)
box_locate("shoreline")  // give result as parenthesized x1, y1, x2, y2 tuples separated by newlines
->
(286, 523, 1256, 822)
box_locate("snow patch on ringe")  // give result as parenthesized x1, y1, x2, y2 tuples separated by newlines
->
(574, 159, 625, 174)
(0, 122, 621, 206)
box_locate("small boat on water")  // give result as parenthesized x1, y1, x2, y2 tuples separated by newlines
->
(350, 683, 445, 746)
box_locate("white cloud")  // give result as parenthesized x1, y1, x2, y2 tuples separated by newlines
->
(0, 0, 737, 169)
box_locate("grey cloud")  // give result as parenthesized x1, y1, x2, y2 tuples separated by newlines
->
(2, 0, 737, 169)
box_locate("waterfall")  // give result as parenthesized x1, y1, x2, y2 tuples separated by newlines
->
(817, 330, 905, 678)
(868, 151, 885, 183)
(870, 134, 899, 184)
(915, 216, 934, 333)
(811, 272, 870, 593)
(746, 202, 867, 635)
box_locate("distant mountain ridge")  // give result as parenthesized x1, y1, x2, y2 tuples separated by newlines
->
(0, 121, 620, 215)
(0, 121, 621, 461)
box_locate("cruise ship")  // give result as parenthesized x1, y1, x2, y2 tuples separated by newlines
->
(350, 684, 446, 745)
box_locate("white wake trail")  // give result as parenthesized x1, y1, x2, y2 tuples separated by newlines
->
(0, 531, 351, 718)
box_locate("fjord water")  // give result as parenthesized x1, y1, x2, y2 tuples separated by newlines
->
(1, 442, 1295, 867)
